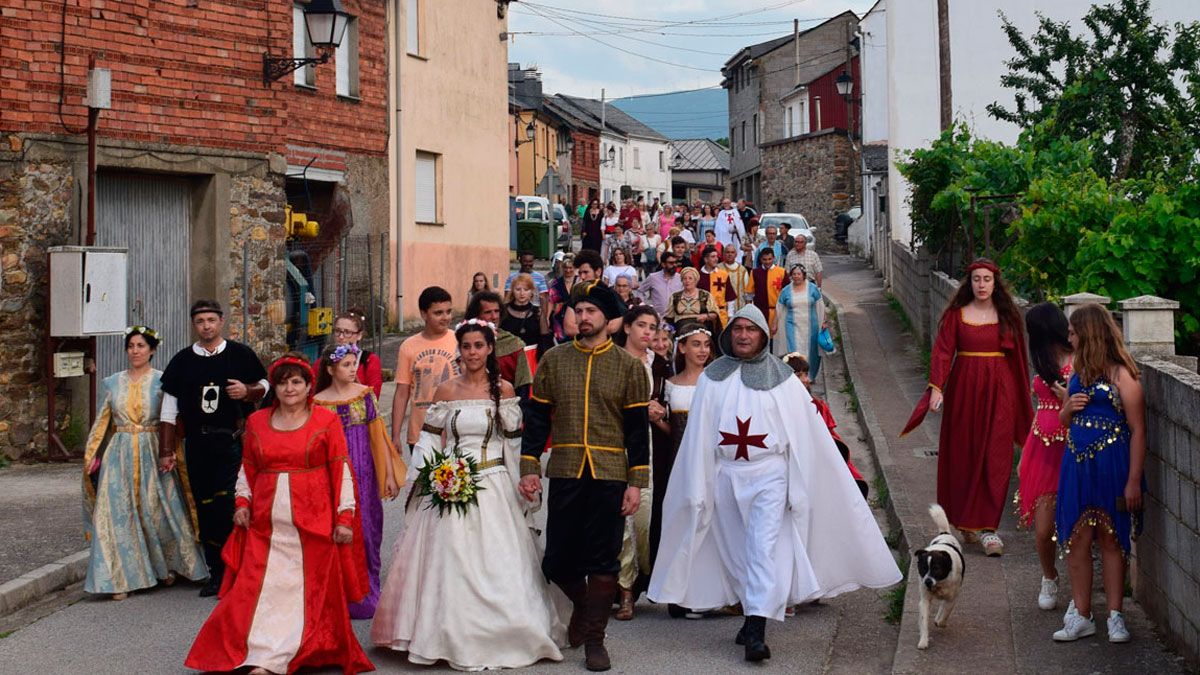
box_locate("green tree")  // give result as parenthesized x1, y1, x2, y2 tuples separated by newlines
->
(987, 0, 1200, 180)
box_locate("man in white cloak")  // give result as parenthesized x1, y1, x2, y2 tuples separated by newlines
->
(648, 305, 902, 661)
(713, 197, 745, 250)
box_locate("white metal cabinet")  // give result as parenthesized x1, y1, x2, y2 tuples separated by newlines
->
(49, 246, 128, 336)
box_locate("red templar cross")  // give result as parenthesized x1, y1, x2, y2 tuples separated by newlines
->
(711, 276, 727, 294)
(719, 416, 769, 461)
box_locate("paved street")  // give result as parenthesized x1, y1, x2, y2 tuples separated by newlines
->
(0, 312, 900, 672)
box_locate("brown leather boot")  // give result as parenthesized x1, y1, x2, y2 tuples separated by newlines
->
(555, 579, 588, 648)
(614, 587, 635, 621)
(583, 574, 617, 671)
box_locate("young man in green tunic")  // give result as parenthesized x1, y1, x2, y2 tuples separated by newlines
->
(519, 280, 649, 672)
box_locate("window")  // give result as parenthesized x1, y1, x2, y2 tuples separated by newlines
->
(699, 190, 712, 202)
(526, 202, 544, 221)
(658, 150, 664, 171)
(415, 151, 439, 223)
(292, 3, 316, 87)
(407, 0, 421, 56)
(730, 127, 735, 156)
(814, 96, 822, 131)
(798, 99, 809, 135)
(740, 121, 746, 151)
(785, 107, 793, 137)
(633, 148, 640, 169)
(335, 17, 359, 98)
(752, 113, 758, 145)
(619, 147, 624, 170)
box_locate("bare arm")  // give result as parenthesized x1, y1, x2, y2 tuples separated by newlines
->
(391, 383, 411, 444)
(1117, 367, 1146, 510)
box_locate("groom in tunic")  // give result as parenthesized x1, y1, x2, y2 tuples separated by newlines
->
(648, 305, 901, 661)
(519, 280, 649, 673)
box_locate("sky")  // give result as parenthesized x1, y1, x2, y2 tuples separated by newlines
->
(507, 0, 878, 102)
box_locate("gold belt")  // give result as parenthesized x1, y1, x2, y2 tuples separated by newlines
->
(478, 458, 505, 470)
(116, 424, 159, 433)
(956, 351, 1004, 358)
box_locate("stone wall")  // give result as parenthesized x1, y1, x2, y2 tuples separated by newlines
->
(888, 240, 931, 346)
(0, 159, 75, 459)
(760, 129, 857, 247)
(225, 174, 289, 360)
(929, 270, 958, 344)
(1137, 358, 1200, 667)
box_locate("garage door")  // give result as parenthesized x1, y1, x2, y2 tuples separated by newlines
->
(95, 174, 191, 387)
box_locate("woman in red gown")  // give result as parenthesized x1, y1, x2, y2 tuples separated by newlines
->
(903, 259, 1032, 556)
(185, 354, 373, 675)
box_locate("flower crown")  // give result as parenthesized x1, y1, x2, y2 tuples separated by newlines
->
(782, 351, 806, 362)
(455, 318, 497, 334)
(674, 325, 712, 343)
(329, 343, 361, 363)
(126, 325, 159, 341)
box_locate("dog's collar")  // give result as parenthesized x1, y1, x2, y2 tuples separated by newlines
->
(934, 535, 966, 574)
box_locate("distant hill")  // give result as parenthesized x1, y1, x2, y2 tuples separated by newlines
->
(612, 89, 728, 141)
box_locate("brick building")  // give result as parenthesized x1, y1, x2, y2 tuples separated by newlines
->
(0, 0, 391, 459)
(545, 94, 600, 208)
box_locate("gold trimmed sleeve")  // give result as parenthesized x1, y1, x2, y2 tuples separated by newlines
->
(520, 454, 542, 477)
(529, 392, 552, 405)
(627, 464, 650, 489)
(623, 400, 650, 409)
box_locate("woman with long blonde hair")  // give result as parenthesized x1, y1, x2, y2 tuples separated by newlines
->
(1052, 303, 1145, 644)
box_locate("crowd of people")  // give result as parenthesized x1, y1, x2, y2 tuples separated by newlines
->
(76, 233, 1148, 672)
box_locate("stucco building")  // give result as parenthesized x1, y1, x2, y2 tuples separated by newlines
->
(556, 96, 672, 206)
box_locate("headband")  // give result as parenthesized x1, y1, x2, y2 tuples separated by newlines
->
(782, 351, 806, 362)
(675, 325, 712, 343)
(455, 318, 497, 335)
(267, 356, 312, 387)
(328, 343, 361, 363)
(125, 325, 159, 341)
(965, 259, 1001, 276)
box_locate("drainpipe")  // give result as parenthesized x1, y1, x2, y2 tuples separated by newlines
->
(391, 0, 404, 329)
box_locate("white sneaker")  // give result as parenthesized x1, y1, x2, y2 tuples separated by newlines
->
(1053, 606, 1096, 642)
(1108, 611, 1131, 643)
(1038, 577, 1058, 610)
(1064, 599, 1075, 622)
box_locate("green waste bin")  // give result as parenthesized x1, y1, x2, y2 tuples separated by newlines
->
(516, 219, 552, 259)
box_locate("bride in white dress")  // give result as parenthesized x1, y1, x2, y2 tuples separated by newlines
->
(371, 319, 567, 671)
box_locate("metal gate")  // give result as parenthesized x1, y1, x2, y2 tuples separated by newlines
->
(95, 174, 191, 385)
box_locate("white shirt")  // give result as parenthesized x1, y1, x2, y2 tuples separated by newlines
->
(159, 340, 270, 424)
(714, 208, 745, 248)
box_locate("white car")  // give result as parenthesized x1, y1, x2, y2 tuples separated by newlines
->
(759, 212, 815, 248)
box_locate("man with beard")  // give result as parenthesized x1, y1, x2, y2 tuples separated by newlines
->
(519, 280, 650, 672)
(649, 306, 901, 661)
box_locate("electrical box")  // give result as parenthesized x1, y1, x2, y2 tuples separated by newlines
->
(53, 352, 85, 378)
(307, 307, 333, 336)
(85, 68, 112, 109)
(49, 246, 128, 337)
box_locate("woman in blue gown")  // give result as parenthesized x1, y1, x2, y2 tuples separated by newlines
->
(82, 326, 208, 599)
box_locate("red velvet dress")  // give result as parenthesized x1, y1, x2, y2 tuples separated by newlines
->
(185, 406, 373, 674)
(923, 309, 1032, 531)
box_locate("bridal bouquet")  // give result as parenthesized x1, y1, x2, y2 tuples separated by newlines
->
(415, 449, 484, 516)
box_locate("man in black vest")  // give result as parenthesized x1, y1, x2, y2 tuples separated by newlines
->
(159, 300, 267, 596)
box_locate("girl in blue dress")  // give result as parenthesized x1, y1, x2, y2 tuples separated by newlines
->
(1053, 304, 1146, 644)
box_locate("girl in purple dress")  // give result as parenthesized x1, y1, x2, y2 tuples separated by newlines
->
(314, 343, 406, 619)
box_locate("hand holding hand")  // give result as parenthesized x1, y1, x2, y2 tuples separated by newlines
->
(332, 525, 353, 544)
(158, 454, 177, 474)
(620, 486, 641, 517)
(647, 400, 666, 423)
(233, 507, 250, 528)
(519, 474, 542, 502)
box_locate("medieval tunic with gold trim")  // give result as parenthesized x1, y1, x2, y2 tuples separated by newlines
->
(371, 398, 567, 670)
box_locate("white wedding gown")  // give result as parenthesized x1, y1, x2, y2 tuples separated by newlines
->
(371, 398, 568, 670)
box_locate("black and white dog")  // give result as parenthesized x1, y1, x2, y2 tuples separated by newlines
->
(915, 504, 964, 650)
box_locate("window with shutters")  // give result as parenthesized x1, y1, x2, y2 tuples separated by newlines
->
(658, 150, 664, 171)
(415, 151, 439, 224)
(633, 148, 640, 170)
(335, 17, 359, 98)
(407, 0, 421, 56)
(293, 3, 316, 87)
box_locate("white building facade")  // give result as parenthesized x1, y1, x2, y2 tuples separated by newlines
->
(625, 134, 672, 205)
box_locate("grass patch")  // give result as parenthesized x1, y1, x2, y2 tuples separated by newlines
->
(838, 379, 860, 414)
(0, 630, 13, 639)
(884, 292, 915, 334)
(870, 474, 890, 511)
(883, 557, 909, 625)
(884, 526, 903, 550)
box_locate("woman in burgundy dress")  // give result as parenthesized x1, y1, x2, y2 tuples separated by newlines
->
(903, 259, 1032, 556)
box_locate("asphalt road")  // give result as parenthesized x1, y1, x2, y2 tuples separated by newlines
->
(0, 317, 900, 673)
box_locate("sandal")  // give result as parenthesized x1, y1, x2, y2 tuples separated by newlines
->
(981, 531, 1004, 556)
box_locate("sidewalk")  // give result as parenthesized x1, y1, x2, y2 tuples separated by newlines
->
(822, 255, 1188, 674)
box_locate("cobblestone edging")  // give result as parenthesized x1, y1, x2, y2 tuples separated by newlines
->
(0, 550, 87, 616)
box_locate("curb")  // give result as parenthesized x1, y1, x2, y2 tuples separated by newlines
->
(0, 549, 88, 616)
(824, 292, 922, 673)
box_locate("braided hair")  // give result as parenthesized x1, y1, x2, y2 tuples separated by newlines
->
(454, 320, 503, 422)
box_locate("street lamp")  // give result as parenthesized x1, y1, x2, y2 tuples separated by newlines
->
(835, 70, 854, 99)
(669, 152, 683, 170)
(600, 146, 616, 166)
(565, 136, 575, 152)
(263, 0, 352, 85)
(515, 119, 535, 148)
